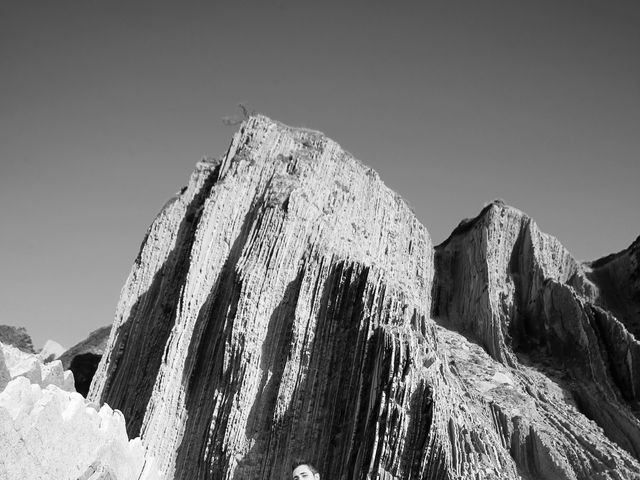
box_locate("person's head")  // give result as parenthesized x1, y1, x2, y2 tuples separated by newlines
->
(291, 461, 320, 480)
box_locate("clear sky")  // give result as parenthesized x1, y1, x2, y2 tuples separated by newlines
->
(1, 0, 639, 349)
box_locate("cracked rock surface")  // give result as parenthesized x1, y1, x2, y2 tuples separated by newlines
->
(89, 116, 640, 479)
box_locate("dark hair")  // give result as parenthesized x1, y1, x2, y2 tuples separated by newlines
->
(292, 461, 318, 474)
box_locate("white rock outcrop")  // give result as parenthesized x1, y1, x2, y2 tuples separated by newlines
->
(0, 342, 163, 480)
(0, 342, 74, 392)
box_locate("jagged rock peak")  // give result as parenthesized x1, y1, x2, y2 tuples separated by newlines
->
(435, 201, 592, 361)
(434, 200, 640, 472)
(88, 116, 640, 479)
(90, 115, 435, 480)
(585, 234, 640, 339)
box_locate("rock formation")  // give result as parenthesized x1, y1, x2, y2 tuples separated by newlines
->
(0, 341, 74, 392)
(434, 201, 640, 478)
(586, 235, 640, 341)
(60, 326, 111, 396)
(0, 325, 35, 353)
(0, 342, 163, 480)
(88, 116, 640, 479)
(38, 339, 66, 362)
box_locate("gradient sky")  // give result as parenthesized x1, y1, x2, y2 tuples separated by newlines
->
(1, 0, 639, 349)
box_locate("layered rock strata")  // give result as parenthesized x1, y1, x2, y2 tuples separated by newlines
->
(586, 235, 640, 339)
(90, 116, 640, 479)
(434, 201, 640, 474)
(90, 116, 442, 479)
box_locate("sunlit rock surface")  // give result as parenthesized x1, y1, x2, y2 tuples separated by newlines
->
(89, 116, 640, 479)
(0, 341, 74, 392)
(434, 201, 640, 478)
(0, 342, 162, 480)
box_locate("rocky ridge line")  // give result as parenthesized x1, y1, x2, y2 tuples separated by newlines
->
(89, 116, 640, 479)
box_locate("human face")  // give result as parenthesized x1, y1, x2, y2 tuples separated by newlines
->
(292, 464, 319, 480)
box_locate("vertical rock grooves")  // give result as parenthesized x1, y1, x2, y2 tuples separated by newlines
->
(90, 117, 640, 479)
(90, 116, 440, 479)
(435, 200, 640, 475)
(90, 159, 222, 436)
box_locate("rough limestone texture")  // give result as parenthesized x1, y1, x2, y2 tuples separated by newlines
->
(90, 116, 640, 479)
(60, 326, 111, 396)
(0, 341, 74, 392)
(435, 201, 640, 478)
(0, 342, 162, 480)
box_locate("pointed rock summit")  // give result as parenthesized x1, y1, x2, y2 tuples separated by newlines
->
(88, 116, 640, 479)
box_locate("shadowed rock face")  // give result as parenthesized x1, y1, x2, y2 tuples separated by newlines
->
(90, 116, 640, 480)
(60, 326, 111, 397)
(69, 352, 102, 397)
(587, 236, 640, 339)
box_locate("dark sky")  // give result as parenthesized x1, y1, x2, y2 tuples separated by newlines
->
(1, 0, 639, 348)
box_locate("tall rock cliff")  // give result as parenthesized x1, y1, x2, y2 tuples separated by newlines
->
(89, 116, 640, 479)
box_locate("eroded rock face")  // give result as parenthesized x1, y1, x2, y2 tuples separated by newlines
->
(586, 235, 640, 339)
(89, 116, 640, 479)
(90, 116, 438, 480)
(435, 201, 640, 477)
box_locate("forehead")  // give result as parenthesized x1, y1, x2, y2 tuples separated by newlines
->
(292, 465, 314, 476)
